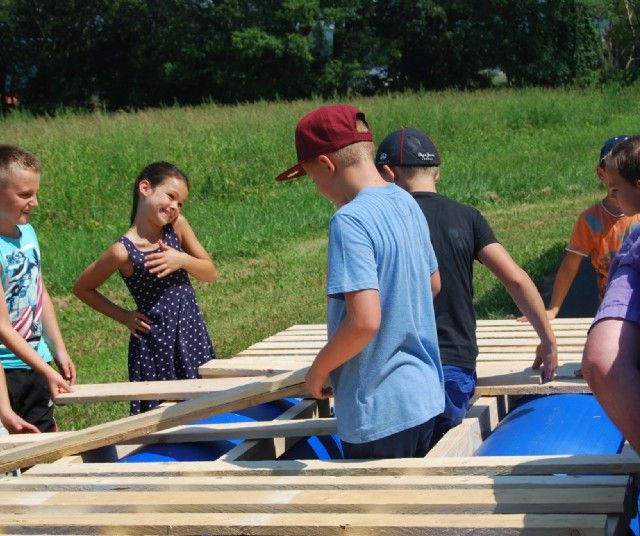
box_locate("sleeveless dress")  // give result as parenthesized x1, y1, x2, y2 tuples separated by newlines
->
(119, 225, 216, 414)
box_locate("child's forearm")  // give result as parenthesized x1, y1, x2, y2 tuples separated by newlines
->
(547, 252, 583, 316)
(179, 252, 218, 282)
(0, 321, 57, 376)
(41, 286, 67, 355)
(73, 288, 130, 326)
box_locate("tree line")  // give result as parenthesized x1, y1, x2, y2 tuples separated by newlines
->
(0, 0, 638, 113)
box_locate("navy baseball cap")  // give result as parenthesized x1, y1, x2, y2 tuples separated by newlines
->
(600, 135, 630, 163)
(375, 128, 440, 168)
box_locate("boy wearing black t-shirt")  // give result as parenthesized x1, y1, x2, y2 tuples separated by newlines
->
(375, 128, 557, 446)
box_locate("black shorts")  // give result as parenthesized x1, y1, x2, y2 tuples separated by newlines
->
(341, 417, 437, 459)
(5, 368, 56, 432)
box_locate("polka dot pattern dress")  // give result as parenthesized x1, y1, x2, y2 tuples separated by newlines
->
(119, 225, 216, 414)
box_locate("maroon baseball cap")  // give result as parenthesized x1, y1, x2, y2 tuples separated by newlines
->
(275, 104, 374, 181)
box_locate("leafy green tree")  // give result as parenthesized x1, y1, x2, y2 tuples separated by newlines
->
(491, 0, 605, 86)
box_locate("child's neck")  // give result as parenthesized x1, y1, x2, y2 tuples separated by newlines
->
(0, 220, 20, 238)
(602, 196, 624, 217)
(129, 220, 163, 245)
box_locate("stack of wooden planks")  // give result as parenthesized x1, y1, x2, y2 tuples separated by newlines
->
(0, 317, 637, 535)
(199, 318, 592, 395)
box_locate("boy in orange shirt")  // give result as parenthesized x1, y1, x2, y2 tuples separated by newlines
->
(522, 135, 640, 321)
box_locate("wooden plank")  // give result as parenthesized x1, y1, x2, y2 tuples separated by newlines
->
(199, 359, 588, 395)
(2, 474, 627, 492)
(261, 329, 587, 341)
(0, 512, 612, 535)
(244, 338, 587, 350)
(55, 377, 264, 405)
(0, 418, 338, 450)
(0, 487, 625, 514)
(23, 452, 640, 477)
(0, 368, 308, 474)
(428, 397, 499, 457)
(475, 382, 591, 395)
(282, 319, 593, 331)
(476, 362, 582, 383)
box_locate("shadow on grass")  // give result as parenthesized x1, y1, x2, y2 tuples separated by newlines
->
(475, 243, 599, 319)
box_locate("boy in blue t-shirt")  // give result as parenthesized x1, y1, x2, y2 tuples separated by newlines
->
(0, 145, 74, 433)
(276, 105, 444, 458)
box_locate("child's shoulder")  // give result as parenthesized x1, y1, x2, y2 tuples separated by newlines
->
(577, 200, 604, 219)
(105, 239, 130, 263)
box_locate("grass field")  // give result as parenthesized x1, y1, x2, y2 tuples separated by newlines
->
(0, 85, 638, 430)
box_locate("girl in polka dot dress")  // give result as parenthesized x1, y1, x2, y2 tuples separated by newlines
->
(74, 162, 217, 414)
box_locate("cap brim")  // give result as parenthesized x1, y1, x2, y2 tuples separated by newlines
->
(275, 163, 307, 182)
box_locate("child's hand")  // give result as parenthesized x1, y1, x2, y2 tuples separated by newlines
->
(44, 367, 74, 400)
(0, 409, 39, 434)
(54, 351, 76, 385)
(305, 366, 333, 400)
(122, 310, 152, 338)
(532, 341, 558, 383)
(144, 241, 185, 278)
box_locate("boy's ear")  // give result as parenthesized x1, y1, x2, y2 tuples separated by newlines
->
(317, 155, 337, 174)
(380, 164, 395, 183)
(596, 165, 606, 182)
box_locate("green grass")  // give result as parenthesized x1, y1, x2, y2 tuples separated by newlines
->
(1, 85, 637, 429)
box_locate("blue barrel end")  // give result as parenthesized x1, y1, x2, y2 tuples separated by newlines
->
(119, 399, 299, 463)
(475, 394, 624, 456)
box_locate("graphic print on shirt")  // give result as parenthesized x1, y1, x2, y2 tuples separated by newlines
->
(2, 246, 42, 346)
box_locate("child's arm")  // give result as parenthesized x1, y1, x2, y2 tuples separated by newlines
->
(0, 363, 39, 433)
(477, 243, 558, 381)
(41, 283, 76, 384)
(582, 318, 640, 452)
(73, 243, 152, 337)
(431, 269, 441, 297)
(305, 288, 380, 399)
(144, 215, 217, 282)
(0, 284, 72, 399)
(543, 251, 584, 320)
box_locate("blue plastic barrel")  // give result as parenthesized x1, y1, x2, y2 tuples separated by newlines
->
(475, 394, 624, 456)
(119, 398, 342, 462)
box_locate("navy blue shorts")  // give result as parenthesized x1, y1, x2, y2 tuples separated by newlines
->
(341, 417, 437, 459)
(430, 364, 477, 447)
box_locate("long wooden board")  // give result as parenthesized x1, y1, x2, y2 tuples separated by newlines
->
(23, 452, 640, 477)
(0, 487, 625, 514)
(0, 368, 308, 474)
(3, 474, 627, 492)
(0, 418, 337, 450)
(0, 512, 615, 535)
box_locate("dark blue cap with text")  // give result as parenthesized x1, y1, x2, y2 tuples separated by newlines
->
(600, 135, 630, 163)
(375, 128, 440, 168)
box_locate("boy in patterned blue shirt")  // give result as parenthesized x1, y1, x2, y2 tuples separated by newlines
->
(0, 145, 74, 432)
(276, 105, 444, 458)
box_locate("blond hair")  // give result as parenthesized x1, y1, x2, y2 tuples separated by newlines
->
(331, 119, 374, 168)
(0, 145, 40, 188)
(394, 165, 439, 182)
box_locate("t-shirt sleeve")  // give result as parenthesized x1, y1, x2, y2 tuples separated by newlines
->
(473, 210, 498, 259)
(592, 265, 640, 328)
(326, 214, 379, 298)
(567, 214, 592, 257)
